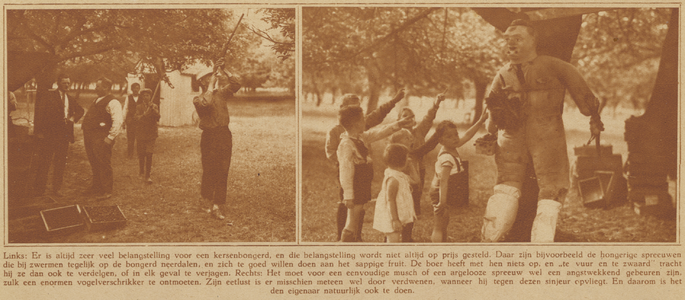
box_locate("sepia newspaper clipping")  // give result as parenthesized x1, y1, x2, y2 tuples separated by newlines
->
(2, 1, 684, 299)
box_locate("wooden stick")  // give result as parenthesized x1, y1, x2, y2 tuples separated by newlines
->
(215, 13, 245, 72)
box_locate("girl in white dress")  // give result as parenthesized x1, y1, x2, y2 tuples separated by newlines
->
(373, 144, 419, 242)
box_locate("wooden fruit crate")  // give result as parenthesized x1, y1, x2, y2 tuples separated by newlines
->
(632, 195, 675, 219)
(82, 205, 127, 231)
(578, 177, 604, 208)
(40, 205, 84, 234)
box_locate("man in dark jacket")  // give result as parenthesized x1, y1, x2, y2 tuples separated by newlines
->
(32, 73, 84, 197)
(82, 77, 123, 200)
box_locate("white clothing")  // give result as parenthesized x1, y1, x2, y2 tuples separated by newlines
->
(373, 168, 416, 233)
(337, 123, 399, 200)
(95, 96, 124, 141)
(430, 147, 464, 190)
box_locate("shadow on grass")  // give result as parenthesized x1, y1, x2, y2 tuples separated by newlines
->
(8, 101, 296, 243)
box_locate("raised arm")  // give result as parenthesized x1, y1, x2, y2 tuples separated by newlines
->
(414, 94, 444, 138)
(363, 115, 414, 144)
(365, 89, 405, 129)
(456, 110, 489, 148)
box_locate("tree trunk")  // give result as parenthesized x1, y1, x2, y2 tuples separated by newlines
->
(626, 8, 678, 179)
(75, 82, 85, 100)
(314, 83, 323, 107)
(365, 63, 382, 113)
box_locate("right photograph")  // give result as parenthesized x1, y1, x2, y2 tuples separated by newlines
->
(301, 7, 678, 243)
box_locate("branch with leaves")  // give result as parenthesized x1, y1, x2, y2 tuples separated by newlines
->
(246, 24, 294, 59)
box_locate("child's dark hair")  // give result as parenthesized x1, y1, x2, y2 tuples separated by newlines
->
(383, 143, 409, 169)
(339, 94, 361, 108)
(410, 120, 457, 157)
(338, 106, 364, 131)
(390, 129, 413, 144)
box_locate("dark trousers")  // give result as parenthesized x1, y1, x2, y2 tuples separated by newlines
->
(138, 154, 153, 178)
(126, 126, 136, 157)
(137, 138, 155, 178)
(84, 132, 113, 194)
(33, 137, 69, 194)
(200, 126, 232, 205)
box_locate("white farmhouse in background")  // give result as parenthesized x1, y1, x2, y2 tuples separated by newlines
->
(126, 62, 214, 127)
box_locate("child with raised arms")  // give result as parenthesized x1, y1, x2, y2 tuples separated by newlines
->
(326, 90, 405, 241)
(429, 112, 488, 242)
(337, 106, 413, 242)
(390, 93, 445, 241)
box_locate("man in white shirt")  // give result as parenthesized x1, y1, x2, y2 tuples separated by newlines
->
(32, 73, 84, 197)
(81, 77, 123, 200)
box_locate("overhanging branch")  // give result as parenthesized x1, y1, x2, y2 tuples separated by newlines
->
(325, 7, 440, 64)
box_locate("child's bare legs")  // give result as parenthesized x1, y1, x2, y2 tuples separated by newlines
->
(336, 202, 347, 241)
(431, 211, 450, 242)
(340, 204, 364, 242)
(386, 232, 401, 243)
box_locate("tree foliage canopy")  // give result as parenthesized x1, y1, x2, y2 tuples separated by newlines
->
(255, 8, 296, 59)
(304, 7, 670, 114)
(7, 9, 256, 87)
(572, 8, 671, 111)
(303, 7, 503, 110)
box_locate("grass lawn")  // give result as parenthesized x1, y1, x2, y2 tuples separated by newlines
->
(301, 98, 676, 243)
(8, 98, 296, 243)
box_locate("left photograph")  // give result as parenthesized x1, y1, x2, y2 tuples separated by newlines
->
(6, 8, 296, 243)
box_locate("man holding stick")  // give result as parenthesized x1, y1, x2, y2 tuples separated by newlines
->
(481, 19, 604, 243)
(193, 58, 241, 221)
(192, 14, 243, 222)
